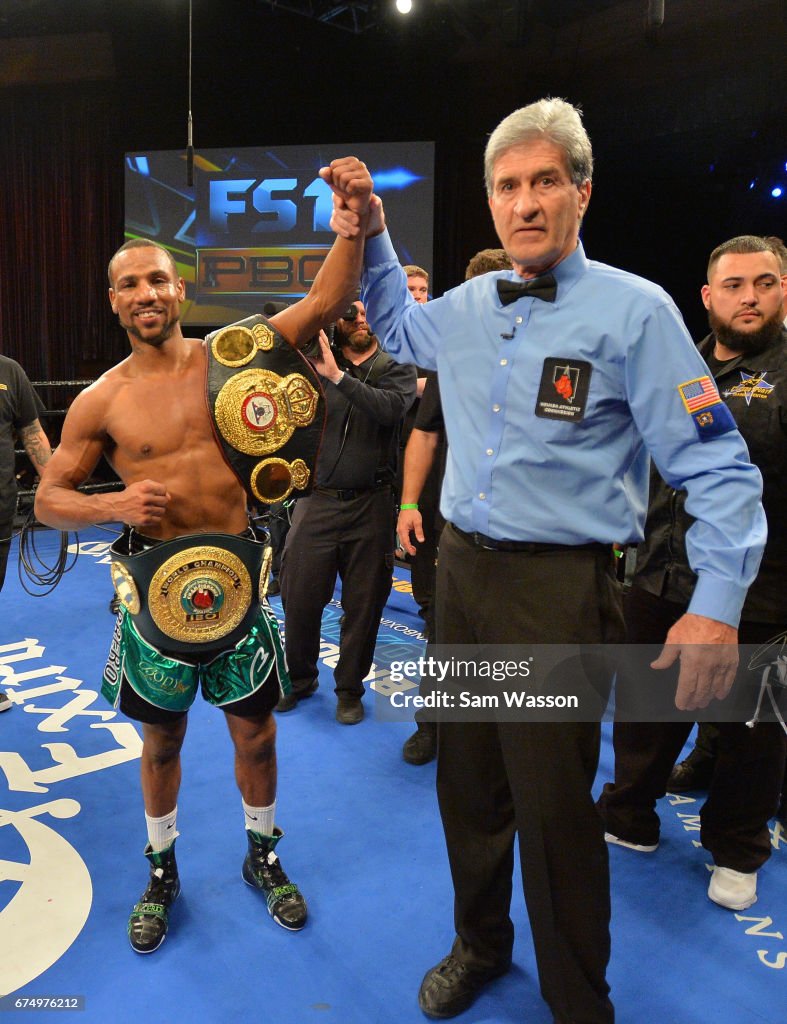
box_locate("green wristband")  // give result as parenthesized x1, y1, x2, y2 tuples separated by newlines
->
(399, 503, 419, 511)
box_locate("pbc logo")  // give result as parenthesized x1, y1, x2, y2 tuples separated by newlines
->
(197, 247, 328, 297)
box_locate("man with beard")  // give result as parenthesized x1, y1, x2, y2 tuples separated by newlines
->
(34, 156, 375, 953)
(598, 235, 787, 912)
(277, 299, 416, 723)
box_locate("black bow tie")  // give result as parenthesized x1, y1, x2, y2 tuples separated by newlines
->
(497, 274, 557, 306)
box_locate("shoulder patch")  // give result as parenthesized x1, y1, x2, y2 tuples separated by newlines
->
(677, 375, 721, 413)
(690, 404, 737, 442)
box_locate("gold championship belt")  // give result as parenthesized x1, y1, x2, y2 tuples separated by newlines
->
(205, 314, 326, 504)
(109, 532, 270, 654)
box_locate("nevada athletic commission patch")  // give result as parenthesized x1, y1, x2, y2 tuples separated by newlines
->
(535, 358, 592, 422)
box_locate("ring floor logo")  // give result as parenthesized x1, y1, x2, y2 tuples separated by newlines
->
(0, 637, 142, 997)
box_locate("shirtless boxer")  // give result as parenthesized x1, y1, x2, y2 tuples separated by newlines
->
(34, 157, 372, 954)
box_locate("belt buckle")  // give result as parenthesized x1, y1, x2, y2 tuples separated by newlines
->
(475, 533, 497, 551)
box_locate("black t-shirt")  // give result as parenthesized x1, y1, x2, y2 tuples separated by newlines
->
(414, 374, 444, 434)
(0, 356, 45, 520)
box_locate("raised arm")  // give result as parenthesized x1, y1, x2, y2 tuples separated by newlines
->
(34, 385, 170, 531)
(272, 157, 373, 348)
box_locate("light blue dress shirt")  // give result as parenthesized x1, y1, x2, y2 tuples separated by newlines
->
(362, 233, 766, 626)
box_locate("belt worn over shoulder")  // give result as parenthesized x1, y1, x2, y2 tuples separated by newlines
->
(314, 483, 390, 502)
(206, 314, 326, 506)
(450, 523, 608, 555)
(109, 531, 270, 654)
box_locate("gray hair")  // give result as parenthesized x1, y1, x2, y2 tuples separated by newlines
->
(707, 235, 780, 281)
(484, 98, 593, 196)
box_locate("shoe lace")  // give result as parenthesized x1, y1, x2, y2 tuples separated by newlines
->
(142, 865, 178, 905)
(436, 957, 468, 982)
(257, 850, 290, 890)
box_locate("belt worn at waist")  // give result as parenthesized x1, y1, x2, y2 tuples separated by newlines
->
(314, 483, 390, 501)
(450, 523, 608, 555)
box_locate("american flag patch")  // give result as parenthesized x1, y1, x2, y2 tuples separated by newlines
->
(678, 376, 720, 413)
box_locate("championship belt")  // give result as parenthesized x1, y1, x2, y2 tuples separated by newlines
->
(205, 314, 325, 505)
(109, 532, 271, 655)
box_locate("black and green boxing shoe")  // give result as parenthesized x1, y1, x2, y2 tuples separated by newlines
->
(242, 827, 307, 931)
(128, 842, 181, 953)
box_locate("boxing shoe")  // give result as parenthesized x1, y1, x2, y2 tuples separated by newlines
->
(0, 690, 12, 712)
(708, 866, 757, 911)
(128, 842, 181, 954)
(242, 827, 307, 930)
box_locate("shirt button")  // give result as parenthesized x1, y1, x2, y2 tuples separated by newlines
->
(500, 358, 508, 366)
(479, 492, 486, 500)
(486, 449, 494, 456)
(492, 404, 501, 413)
(515, 316, 523, 324)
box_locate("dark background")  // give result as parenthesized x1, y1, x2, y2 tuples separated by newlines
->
(0, 0, 784, 383)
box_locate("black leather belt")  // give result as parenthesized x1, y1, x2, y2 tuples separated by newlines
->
(314, 484, 390, 501)
(450, 523, 607, 555)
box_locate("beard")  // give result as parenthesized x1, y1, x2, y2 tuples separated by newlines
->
(341, 327, 376, 355)
(121, 311, 180, 348)
(708, 305, 784, 357)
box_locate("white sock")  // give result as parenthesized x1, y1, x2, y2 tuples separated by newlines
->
(243, 798, 276, 837)
(145, 807, 179, 852)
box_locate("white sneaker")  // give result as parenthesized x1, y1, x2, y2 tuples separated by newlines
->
(708, 866, 757, 911)
(604, 831, 658, 853)
(0, 690, 12, 712)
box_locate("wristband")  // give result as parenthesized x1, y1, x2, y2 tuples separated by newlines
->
(400, 503, 419, 510)
(332, 371, 345, 385)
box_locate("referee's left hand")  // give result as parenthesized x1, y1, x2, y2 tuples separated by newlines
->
(651, 612, 739, 711)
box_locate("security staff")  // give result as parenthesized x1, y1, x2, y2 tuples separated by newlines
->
(598, 236, 787, 913)
(278, 303, 416, 724)
(329, 99, 765, 1023)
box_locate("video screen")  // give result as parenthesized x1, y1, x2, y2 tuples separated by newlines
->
(124, 141, 435, 327)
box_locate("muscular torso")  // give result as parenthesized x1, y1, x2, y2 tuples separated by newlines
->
(102, 340, 248, 538)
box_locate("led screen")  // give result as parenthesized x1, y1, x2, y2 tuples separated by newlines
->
(124, 142, 435, 326)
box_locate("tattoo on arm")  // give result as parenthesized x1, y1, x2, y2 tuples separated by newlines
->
(19, 421, 53, 473)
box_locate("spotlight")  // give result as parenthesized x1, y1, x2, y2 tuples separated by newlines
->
(771, 186, 784, 198)
(396, 0, 413, 13)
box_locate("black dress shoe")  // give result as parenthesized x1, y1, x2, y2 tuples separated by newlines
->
(666, 752, 714, 792)
(275, 679, 318, 713)
(335, 698, 364, 725)
(403, 722, 437, 765)
(418, 954, 509, 1018)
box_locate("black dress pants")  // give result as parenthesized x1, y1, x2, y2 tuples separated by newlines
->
(597, 585, 786, 871)
(280, 488, 394, 699)
(433, 525, 623, 1024)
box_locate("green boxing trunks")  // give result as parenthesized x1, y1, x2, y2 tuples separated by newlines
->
(102, 603, 291, 715)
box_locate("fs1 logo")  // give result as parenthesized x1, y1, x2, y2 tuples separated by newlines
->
(208, 176, 334, 235)
(200, 176, 336, 298)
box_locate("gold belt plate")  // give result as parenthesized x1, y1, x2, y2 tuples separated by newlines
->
(147, 544, 253, 645)
(214, 368, 319, 457)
